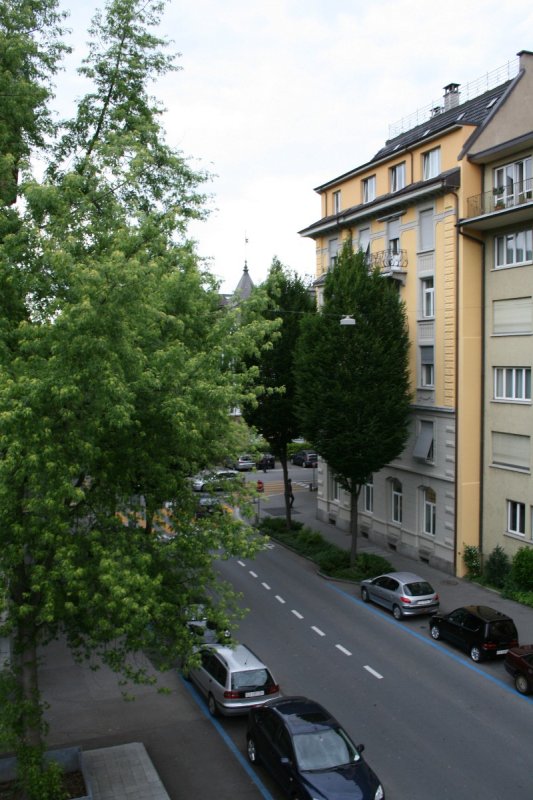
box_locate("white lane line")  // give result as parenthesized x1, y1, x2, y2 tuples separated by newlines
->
(291, 610, 304, 619)
(275, 595, 286, 604)
(237, 560, 246, 567)
(364, 665, 383, 680)
(262, 582, 271, 590)
(249, 571, 258, 578)
(311, 626, 325, 637)
(335, 644, 352, 656)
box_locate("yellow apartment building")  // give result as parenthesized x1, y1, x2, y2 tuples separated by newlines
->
(300, 58, 522, 575)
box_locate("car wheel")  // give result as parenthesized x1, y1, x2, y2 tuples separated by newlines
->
(247, 736, 259, 764)
(430, 624, 441, 640)
(392, 604, 403, 621)
(207, 693, 218, 716)
(470, 645, 483, 662)
(361, 587, 369, 603)
(515, 674, 530, 695)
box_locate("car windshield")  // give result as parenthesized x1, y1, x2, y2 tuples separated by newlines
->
(231, 668, 270, 691)
(293, 728, 360, 771)
(404, 581, 434, 596)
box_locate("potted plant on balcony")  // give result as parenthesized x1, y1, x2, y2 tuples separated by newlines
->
(493, 187, 505, 210)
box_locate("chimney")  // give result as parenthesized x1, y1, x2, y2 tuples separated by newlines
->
(443, 83, 460, 111)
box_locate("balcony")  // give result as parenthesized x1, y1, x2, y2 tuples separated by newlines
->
(466, 179, 533, 221)
(369, 249, 408, 283)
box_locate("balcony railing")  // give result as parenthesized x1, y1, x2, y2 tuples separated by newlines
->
(369, 249, 408, 272)
(466, 178, 533, 218)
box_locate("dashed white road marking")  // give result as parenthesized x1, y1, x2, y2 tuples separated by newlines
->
(262, 582, 271, 590)
(335, 644, 352, 656)
(292, 610, 304, 619)
(311, 626, 325, 637)
(249, 571, 258, 578)
(237, 560, 246, 567)
(364, 665, 383, 679)
(275, 595, 286, 604)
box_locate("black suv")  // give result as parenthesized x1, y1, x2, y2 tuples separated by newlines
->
(429, 605, 519, 662)
(291, 450, 318, 468)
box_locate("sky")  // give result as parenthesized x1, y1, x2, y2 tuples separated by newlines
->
(56, 0, 533, 293)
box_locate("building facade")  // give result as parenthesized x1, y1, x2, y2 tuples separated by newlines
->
(460, 51, 533, 564)
(300, 56, 528, 575)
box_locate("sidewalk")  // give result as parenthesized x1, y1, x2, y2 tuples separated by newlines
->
(264, 473, 533, 642)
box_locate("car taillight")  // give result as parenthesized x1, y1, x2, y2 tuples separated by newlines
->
(400, 596, 412, 604)
(224, 690, 242, 699)
(482, 642, 497, 650)
(266, 684, 279, 695)
(434, 594, 439, 601)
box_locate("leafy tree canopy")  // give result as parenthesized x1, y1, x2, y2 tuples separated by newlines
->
(0, 0, 273, 788)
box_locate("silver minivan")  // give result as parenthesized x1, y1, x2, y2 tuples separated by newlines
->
(187, 643, 281, 716)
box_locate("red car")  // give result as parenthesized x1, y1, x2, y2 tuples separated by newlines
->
(504, 644, 533, 694)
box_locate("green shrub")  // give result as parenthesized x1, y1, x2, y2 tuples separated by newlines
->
(353, 552, 394, 579)
(483, 545, 511, 589)
(463, 544, 481, 578)
(508, 547, 533, 592)
(257, 517, 302, 535)
(316, 549, 351, 574)
(503, 589, 533, 608)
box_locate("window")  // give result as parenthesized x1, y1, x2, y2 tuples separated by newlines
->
(493, 298, 533, 335)
(507, 500, 526, 535)
(421, 277, 435, 318)
(423, 488, 436, 535)
(390, 162, 406, 193)
(413, 420, 434, 461)
(388, 217, 400, 262)
(420, 346, 434, 387)
(494, 157, 532, 206)
(495, 231, 532, 268)
(328, 237, 339, 269)
(363, 176, 376, 204)
(333, 190, 341, 214)
(492, 432, 530, 471)
(422, 148, 440, 180)
(391, 479, 402, 524)
(364, 476, 373, 513)
(419, 209, 434, 251)
(358, 227, 370, 262)
(494, 367, 531, 401)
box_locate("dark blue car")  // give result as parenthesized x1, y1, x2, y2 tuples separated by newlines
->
(247, 696, 384, 799)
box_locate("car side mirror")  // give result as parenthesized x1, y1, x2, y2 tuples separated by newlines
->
(280, 756, 291, 767)
(356, 744, 365, 754)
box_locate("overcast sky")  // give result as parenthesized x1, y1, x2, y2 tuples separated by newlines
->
(56, 0, 533, 293)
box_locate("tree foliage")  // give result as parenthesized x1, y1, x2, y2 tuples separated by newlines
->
(295, 243, 411, 562)
(0, 1, 270, 791)
(242, 258, 315, 522)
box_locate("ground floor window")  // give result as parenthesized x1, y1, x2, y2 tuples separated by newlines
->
(423, 487, 436, 535)
(364, 476, 373, 513)
(507, 500, 525, 535)
(391, 479, 402, 524)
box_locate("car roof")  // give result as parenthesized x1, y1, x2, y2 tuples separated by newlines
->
(459, 605, 514, 622)
(384, 571, 432, 583)
(264, 696, 337, 732)
(204, 643, 267, 671)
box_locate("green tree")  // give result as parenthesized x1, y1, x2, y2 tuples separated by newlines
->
(295, 243, 411, 564)
(242, 258, 315, 524)
(0, 1, 270, 794)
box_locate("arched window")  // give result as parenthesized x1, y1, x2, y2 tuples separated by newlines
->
(423, 487, 436, 535)
(391, 479, 402, 524)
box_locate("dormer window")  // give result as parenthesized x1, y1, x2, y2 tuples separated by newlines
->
(422, 147, 440, 180)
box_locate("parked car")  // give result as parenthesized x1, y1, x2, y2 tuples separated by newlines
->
(184, 604, 231, 646)
(247, 696, 384, 800)
(186, 643, 280, 716)
(234, 454, 256, 471)
(360, 571, 439, 620)
(256, 453, 275, 470)
(504, 644, 533, 694)
(191, 469, 240, 492)
(429, 605, 519, 662)
(291, 450, 318, 468)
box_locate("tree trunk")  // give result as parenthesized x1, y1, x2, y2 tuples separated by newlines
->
(349, 485, 362, 566)
(280, 457, 292, 529)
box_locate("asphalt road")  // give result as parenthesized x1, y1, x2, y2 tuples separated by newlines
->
(211, 537, 533, 799)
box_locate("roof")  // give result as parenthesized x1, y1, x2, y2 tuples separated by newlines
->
(313, 81, 512, 195)
(232, 262, 254, 300)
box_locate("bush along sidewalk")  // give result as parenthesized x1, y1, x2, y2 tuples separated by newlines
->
(463, 544, 533, 609)
(257, 517, 393, 582)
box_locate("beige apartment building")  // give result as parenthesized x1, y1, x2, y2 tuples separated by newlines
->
(300, 53, 531, 575)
